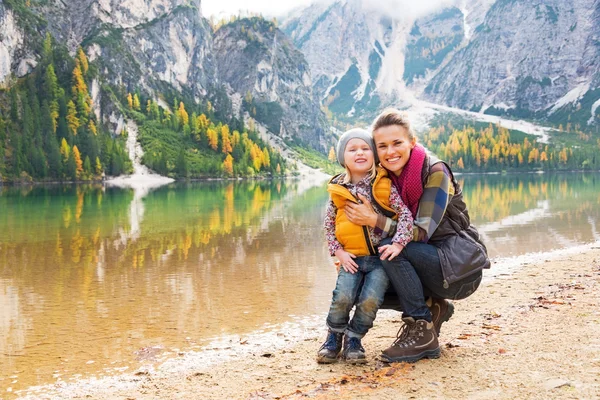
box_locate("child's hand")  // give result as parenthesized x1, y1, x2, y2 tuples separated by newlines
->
(378, 242, 404, 261)
(334, 249, 359, 274)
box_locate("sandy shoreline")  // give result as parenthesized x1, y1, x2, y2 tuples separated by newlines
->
(17, 243, 600, 400)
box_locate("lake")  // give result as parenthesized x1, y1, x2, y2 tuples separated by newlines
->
(1, 172, 599, 396)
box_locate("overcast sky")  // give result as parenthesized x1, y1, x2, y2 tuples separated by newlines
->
(201, 0, 316, 18)
(201, 0, 459, 19)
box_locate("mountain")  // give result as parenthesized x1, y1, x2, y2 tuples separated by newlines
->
(426, 0, 600, 126)
(282, 0, 600, 130)
(0, 1, 328, 182)
(214, 17, 327, 150)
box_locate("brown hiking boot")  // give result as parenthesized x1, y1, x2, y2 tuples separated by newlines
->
(380, 317, 440, 363)
(427, 297, 455, 336)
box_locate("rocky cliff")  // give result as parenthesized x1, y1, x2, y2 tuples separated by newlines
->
(214, 17, 327, 150)
(282, 0, 600, 129)
(426, 0, 600, 119)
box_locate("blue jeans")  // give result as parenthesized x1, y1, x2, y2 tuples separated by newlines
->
(326, 256, 389, 339)
(381, 241, 482, 321)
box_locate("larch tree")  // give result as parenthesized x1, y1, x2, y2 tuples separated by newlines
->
(71, 62, 87, 97)
(72, 145, 83, 176)
(207, 128, 219, 151)
(60, 138, 70, 163)
(133, 94, 141, 111)
(223, 153, 234, 176)
(76, 47, 89, 75)
(66, 100, 80, 135)
(328, 146, 336, 162)
(221, 125, 232, 153)
(178, 102, 189, 128)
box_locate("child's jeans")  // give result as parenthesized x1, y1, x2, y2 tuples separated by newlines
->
(326, 256, 389, 339)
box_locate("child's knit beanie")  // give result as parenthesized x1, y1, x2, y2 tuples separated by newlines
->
(335, 128, 376, 167)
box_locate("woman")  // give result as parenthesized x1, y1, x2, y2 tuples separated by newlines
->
(345, 109, 490, 363)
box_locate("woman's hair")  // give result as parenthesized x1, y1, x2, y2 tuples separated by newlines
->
(341, 163, 377, 184)
(372, 108, 417, 143)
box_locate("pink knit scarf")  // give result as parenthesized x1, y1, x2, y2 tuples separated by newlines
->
(389, 144, 426, 218)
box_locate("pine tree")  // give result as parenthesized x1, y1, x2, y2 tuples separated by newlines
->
(42, 33, 53, 62)
(95, 157, 103, 175)
(175, 149, 188, 177)
(83, 155, 92, 178)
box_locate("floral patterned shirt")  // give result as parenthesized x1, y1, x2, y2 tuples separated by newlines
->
(324, 175, 414, 256)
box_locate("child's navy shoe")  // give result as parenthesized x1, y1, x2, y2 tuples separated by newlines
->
(343, 336, 367, 364)
(316, 330, 343, 363)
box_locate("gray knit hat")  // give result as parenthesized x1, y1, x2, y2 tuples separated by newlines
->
(336, 128, 376, 167)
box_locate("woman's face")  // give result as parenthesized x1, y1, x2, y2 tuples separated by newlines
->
(373, 124, 416, 176)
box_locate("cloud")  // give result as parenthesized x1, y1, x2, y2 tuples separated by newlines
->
(201, 0, 460, 20)
(201, 0, 317, 18)
(360, 0, 460, 20)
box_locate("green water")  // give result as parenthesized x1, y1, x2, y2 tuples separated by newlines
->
(1, 172, 599, 396)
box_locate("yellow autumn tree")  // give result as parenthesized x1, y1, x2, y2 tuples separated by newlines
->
(231, 130, 241, 149)
(457, 157, 464, 169)
(178, 102, 189, 128)
(72, 145, 83, 176)
(77, 47, 89, 75)
(559, 148, 568, 164)
(66, 100, 80, 135)
(71, 62, 87, 97)
(223, 153, 234, 176)
(127, 93, 133, 109)
(207, 127, 219, 150)
(328, 146, 336, 162)
(197, 114, 209, 132)
(60, 138, 70, 163)
(221, 125, 232, 153)
(133, 94, 141, 111)
(262, 147, 270, 168)
(88, 120, 97, 136)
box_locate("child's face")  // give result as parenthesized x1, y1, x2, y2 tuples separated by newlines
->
(343, 138, 374, 177)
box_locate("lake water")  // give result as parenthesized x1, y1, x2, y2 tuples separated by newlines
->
(1, 172, 599, 396)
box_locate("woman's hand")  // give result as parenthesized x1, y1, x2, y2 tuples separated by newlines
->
(345, 194, 378, 227)
(334, 249, 359, 274)
(378, 242, 404, 261)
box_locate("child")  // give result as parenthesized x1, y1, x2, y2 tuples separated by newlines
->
(319, 128, 413, 364)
